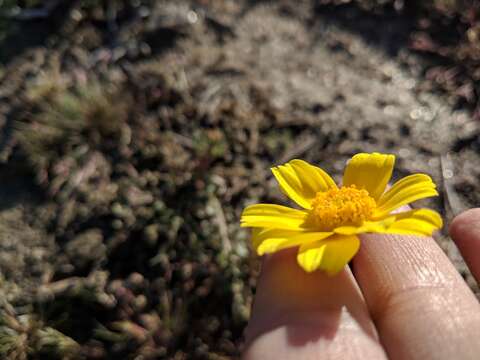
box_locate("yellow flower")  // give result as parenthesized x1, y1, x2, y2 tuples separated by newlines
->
(241, 153, 443, 275)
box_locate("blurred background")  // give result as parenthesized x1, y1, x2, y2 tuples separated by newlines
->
(0, 0, 479, 358)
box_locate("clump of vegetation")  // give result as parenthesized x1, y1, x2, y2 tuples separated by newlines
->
(17, 79, 130, 188)
(0, 303, 81, 360)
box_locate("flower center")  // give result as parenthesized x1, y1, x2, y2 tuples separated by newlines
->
(309, 185, 376, 231)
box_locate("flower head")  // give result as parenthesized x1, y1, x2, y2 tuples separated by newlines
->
(241, 153, 443, 275)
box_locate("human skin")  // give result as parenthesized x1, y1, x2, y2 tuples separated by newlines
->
(243, 208, 480, 360)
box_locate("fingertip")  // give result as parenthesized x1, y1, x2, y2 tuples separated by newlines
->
(449, 208, 480, 242)
(449, 208, 480, 283)
(244, 248, 385, 359)
(353, 232, 480, 359)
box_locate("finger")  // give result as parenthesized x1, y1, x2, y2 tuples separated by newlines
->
(353, 234, 480, 360)
(243, 248, 387, 360)
(449, 208, 480, 283)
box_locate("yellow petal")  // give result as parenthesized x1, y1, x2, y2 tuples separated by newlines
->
(333, 217, 397, 235)
(272, 159, 337, 209)
(374, 174, 438, 217)
(343, 152, 395, 200)
(241, 204, 309, 230)
(252, 228, 333, 255)
(377, 174, 433, 205)
(335, 208, 442, 236)
(383, 208, 443, 236)
(296, 235, 360, 274)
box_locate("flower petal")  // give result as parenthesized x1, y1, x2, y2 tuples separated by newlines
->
(374, 174, 438, 218)
(335, 208, 442, 236)
(377, 174, 434, 205)
(343, 153, 395, 200)
(241, 204, 309, 230)
(383, 208, 443, 236)
(297, 234, 360, 274)
(333, 217, 397, 235)
(272, 159, 337, 209)
(252, 228, 333, 255)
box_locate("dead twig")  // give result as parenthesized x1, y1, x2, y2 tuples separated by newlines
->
(440, 153, 466, 217)
(210, 195, 232, 254)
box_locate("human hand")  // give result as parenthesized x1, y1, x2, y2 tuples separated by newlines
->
(243, 208, 480, 360)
